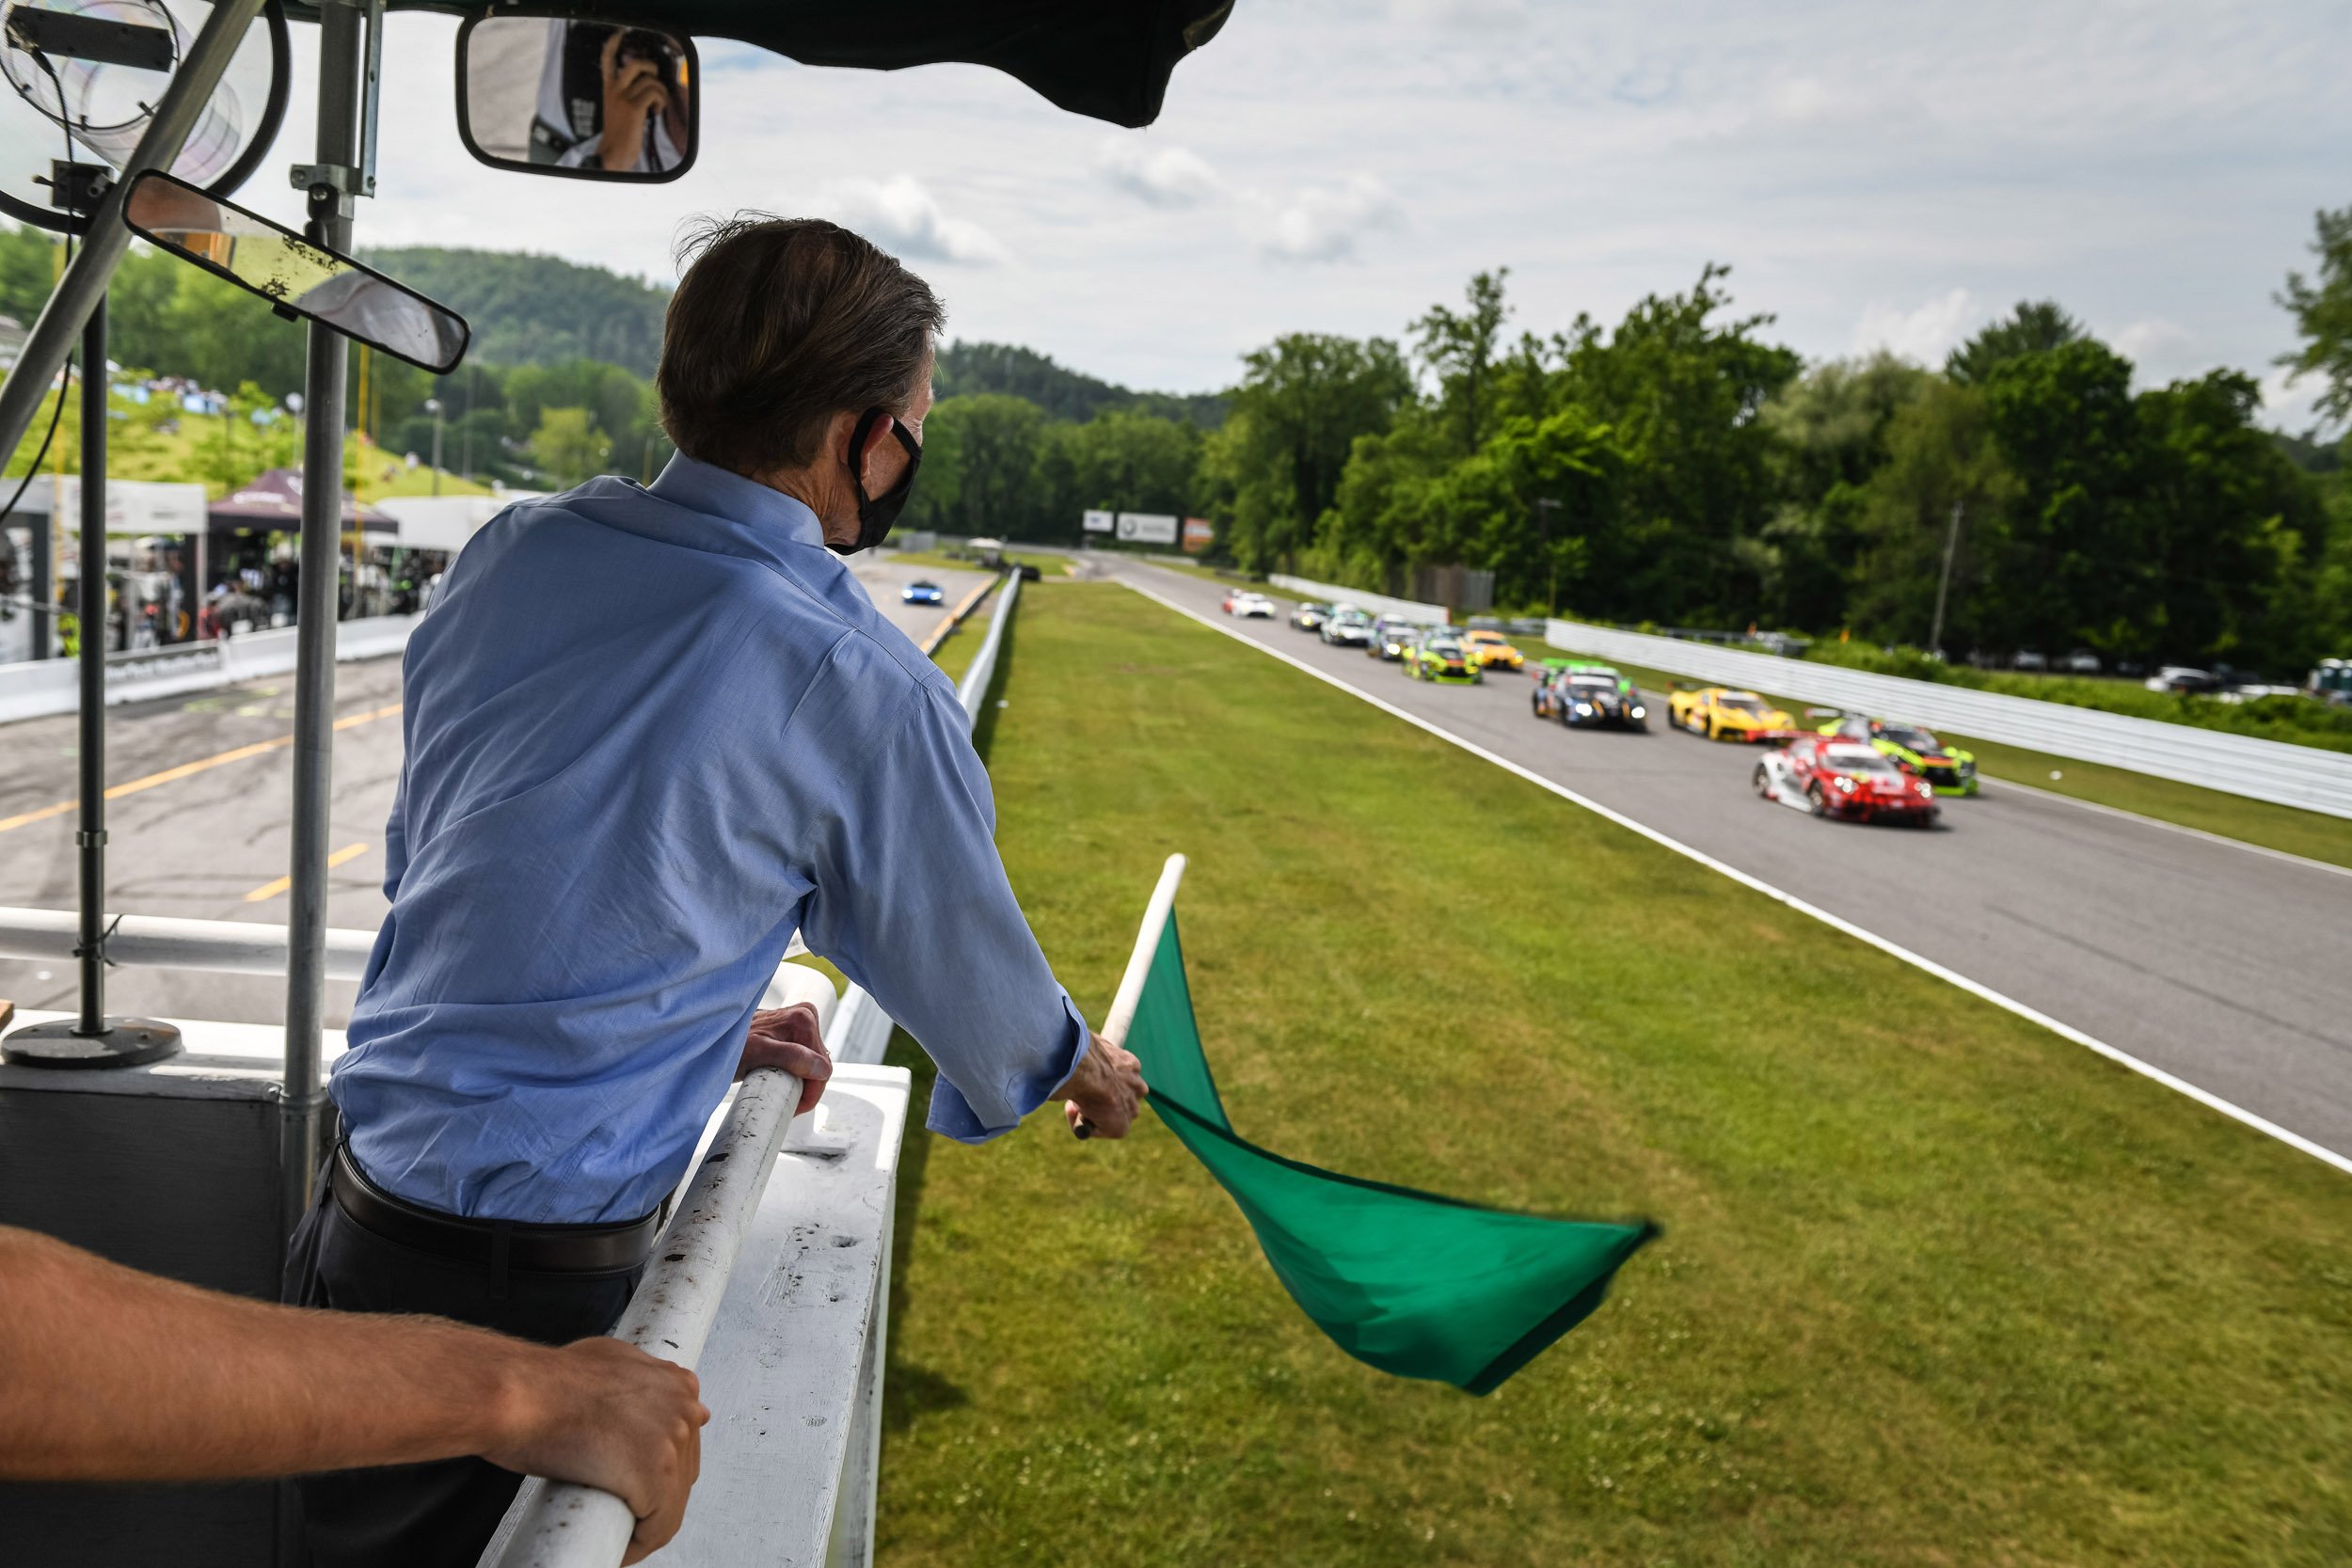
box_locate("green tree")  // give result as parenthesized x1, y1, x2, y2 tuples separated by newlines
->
(1413, 269, 1511, 455)
(1211, 333, 1412, 571)
(2277, 204, 2352, 429)
(528, 406, 610, 486)
(1946, 300, 2085, 387)
(1757, 354, 1932, 628)
(923, 393, 1046, 536)
(1846, 379, 2017, 650)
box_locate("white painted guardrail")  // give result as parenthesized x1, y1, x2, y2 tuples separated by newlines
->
(0, 907, 377, 978)
(1267, 573, 1447, 626)
(1543, 616, 2352, 819)
(0, 612, 421, 725)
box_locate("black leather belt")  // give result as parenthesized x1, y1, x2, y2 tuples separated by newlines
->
(330, 1143, 661, 1275)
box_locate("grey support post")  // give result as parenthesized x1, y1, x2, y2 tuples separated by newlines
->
(278, 0, 379, 1239)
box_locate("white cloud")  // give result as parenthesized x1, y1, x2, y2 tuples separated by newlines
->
(1391, 0, 1529, 27)
(2258, 365, 2331, 435)
(1097, 139, 1223, 209)
(1851, 289, 1980, 366)
(817, 177, 1009, 267)
(1260, 175, 1406, 264)
(2112, 317, 2195, 365)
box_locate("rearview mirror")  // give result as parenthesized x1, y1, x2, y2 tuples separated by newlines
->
(121, 169, 470, 373)
(455, 15, 698, 182)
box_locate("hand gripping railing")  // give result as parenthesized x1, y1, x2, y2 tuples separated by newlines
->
(478, 963, 835, 1566)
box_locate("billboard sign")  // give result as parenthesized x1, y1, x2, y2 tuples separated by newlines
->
(1182, 517, 1215, 553)
(1116, 512, 1179, 545)
(1082, 509, 1115, 533)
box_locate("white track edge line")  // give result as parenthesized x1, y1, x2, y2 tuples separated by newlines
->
(1118, 572, 2352, 1180)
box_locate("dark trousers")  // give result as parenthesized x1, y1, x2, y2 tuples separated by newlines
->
(281, 1177, 644, 1568)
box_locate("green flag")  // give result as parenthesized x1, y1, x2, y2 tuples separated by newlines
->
(1124, 914, 1655, 1395)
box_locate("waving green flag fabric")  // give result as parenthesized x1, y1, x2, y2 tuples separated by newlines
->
(1125, 913, 1656, 1396)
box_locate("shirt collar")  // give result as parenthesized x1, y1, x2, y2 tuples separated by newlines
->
(647, 453, 830, 557)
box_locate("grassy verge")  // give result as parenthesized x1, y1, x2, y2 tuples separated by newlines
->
(876, 584, 2352, 1566)
(1509, 640, 2352, 870)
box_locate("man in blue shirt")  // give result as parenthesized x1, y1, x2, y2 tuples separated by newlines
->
(285, 215, 1144, 1565)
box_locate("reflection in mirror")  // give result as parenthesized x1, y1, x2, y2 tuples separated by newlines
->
(460, 16, 696, 182)
(120, 170, 469, 373)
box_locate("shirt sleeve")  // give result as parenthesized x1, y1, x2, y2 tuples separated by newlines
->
(792, 655, 1089, 1143)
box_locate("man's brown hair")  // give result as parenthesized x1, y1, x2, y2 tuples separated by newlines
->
(657, 215, 946, 477)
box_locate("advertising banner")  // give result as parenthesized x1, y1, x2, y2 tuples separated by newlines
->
(1116, 512, 1179, 545)
(1182, 517, 1215, 553)
(1083, 509, 1115, 533)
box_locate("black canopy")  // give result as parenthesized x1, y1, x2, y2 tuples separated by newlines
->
(284, 1, 1233, 127)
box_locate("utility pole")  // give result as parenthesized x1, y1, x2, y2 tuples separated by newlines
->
(1929, 499, 1963, 657)
(1534, 497, 1561, 617)
(425, 395, 443, 495)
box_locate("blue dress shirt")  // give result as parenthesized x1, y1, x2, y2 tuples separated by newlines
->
(330, 455, 1089, 1223)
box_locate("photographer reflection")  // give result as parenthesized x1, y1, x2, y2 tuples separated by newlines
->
(530, 20, 690, 175)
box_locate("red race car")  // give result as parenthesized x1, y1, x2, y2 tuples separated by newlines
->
(1754, 735, 1941, 827)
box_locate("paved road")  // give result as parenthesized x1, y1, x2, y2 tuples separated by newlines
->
(0, 556, 990, 1027)
(1110, 561, 2352, 1165)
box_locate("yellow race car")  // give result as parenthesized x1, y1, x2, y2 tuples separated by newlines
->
(1668, 685, 1798, 742)
(1458, 628, 1525, 673)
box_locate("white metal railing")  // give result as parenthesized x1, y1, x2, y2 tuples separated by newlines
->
(0, 612, 421, 725)
(0, 907, 378, 979)
(1540, 617, 2352, 819)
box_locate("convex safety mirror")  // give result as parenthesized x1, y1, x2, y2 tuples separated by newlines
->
(456, 14, 697, 182)
(121, 169, 470, 372)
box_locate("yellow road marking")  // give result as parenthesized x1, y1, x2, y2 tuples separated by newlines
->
(0, 701, 403, 835)
(919, 580, 994, 655)
(244, 842, 371, 904)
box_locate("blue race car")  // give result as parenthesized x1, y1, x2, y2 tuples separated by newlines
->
(900, 579, 946, 606)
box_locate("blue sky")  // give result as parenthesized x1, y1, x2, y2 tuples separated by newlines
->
(144, 2, 2352, 426)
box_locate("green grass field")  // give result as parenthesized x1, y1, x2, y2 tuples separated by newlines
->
(1508, 641, 2352, 871)
(871, 581, 2351, 1567)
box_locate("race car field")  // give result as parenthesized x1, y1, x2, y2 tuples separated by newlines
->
(875, 579, 2352, 1568)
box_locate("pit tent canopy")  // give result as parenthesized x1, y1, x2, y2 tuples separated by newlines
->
(208, 468, 394, 534)
(278, 0, 1235, 128)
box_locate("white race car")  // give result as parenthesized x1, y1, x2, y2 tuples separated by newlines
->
(1231, 592, 1276, 618)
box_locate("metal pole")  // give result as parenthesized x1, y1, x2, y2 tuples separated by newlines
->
(428, 398, 443, 496)
(1929, 499, 1962, 657)
(73, 302, 107, 1033)
(4, 302, 181, 1069)
(0, 0, 265, 465)
(279, 0, 370, 1237)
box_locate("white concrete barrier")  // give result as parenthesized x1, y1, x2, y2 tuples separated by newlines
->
(1545, 616, 2352, 819)
(0, 613, 421, 725)
(1267, 573, 1447, 625)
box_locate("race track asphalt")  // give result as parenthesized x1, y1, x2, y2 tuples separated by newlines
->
(1107, 559, 2352, 1168)
(0, 554, 992, 1029)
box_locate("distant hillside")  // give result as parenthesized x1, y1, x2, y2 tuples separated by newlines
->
(363, 246, 672, 376)
(935, 341, 1227, 427)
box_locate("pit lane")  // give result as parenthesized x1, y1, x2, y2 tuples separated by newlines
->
(1108, 559, 2352, 1169)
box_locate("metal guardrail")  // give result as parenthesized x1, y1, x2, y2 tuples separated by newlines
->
(0, 908, 378, 979)
(0, 613, 422, 725)
(1543, 617, 2352, 819)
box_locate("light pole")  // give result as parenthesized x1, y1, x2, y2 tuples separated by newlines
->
(1534, 497, 1562, 617)
(424, 396, 444, 496)
(1929, 499, 1962, 657)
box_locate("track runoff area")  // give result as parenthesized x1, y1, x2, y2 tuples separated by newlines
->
(1109, 559, 2351, 1180)
(0, 558, 994, 1027)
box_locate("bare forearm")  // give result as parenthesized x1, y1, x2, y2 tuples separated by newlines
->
(0, 1226, 535, 1482)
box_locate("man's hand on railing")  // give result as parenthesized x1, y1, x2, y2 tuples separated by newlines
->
(1058, 1031, 1146, 1139)
(739, 1001, 832, 1115)
(483, 1338, 709, 1565)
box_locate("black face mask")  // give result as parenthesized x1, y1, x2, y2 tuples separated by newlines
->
(833, 406, 923, 556)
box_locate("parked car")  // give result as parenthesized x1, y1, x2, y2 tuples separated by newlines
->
(1667, 685, 1797, 741)
(900, 579, 945, 606)
(2012, 650, 2048, 672)
(1755, 735, 1941, 827)
(1321, 607, 1376, 647)
(2061, 649, 2101, 673)
(2145, 665, 2222, 694)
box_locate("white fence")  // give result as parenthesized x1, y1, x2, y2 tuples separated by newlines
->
(1266, 574, 1447, 626)
(1544, 617, 2352, 819)
(0, 613, 421, 725)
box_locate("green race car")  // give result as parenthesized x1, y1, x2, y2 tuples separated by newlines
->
(1406, 634, 1483, 684)
(1816, 714, 1979, 795)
